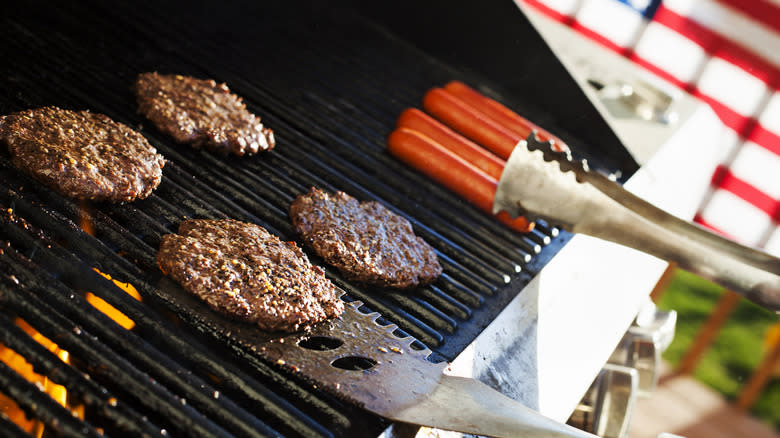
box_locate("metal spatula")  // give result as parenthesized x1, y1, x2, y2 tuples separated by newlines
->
(156, 276, 595, 437)
(257, 299, 597, 438)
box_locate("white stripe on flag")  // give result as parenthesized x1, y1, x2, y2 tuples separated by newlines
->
(759, 92, 780, 136)
(697, 57, 770, 117)
(633, 21, 708, 83)
(698, 189, 773, 246)
(534, 0, 583, 14)
(729, 141, 780, 198)
(662, 0, 780, 69)
(713, 128, 742, 165)
(763, 227, 780, 257)
(575, 0, 646, 47)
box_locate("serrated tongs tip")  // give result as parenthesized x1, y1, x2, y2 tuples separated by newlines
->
(493, 131, 599, 230)
(493, 132, 780, 312)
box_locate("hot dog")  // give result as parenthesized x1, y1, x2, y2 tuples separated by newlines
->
(422, 88, 519, 160)
(396, 108, 505, 179)
(443, 81, 568, 151)
(387, 127, 533, 233)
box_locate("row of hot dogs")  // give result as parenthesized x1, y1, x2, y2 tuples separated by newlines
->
(387, 81, 566, 233)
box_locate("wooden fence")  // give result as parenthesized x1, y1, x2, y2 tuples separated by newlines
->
(650, 263, 780, 412)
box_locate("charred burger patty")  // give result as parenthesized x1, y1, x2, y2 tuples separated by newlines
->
(157, 218, 343, 333)
(135, 72, 275, 156)
(290, 187, 442, 289)
(0, 106, 165, 202)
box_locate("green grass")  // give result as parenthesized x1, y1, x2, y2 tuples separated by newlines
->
(656, 270, 780, 430)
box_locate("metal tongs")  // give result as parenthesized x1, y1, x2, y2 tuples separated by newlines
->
(494, 133, 780, 313)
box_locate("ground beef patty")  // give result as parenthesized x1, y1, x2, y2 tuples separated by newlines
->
(0, 107, 165, 202)
(135, 72, 275, 156)
(289, 188, 442, 289)
(157, 219, 343, 333)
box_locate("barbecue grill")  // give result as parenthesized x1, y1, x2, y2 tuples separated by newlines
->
(0, 1, 702, 436)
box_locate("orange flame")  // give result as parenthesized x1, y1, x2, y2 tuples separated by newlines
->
(78, 201, 95, 237)
(0, 319, 80, 437)
(86, 269, 142, 330)
(79, 203, 142, 330)
(0, 198, 146, 433)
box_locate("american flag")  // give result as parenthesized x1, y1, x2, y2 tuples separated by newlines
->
(519, 0, 780, 256)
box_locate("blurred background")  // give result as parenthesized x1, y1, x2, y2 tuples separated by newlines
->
(515, 0, 780, 436)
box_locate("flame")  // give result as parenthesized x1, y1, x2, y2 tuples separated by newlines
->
(78, 201, 95, 237)
(0, 319, 80, 437)
(79, 203, 142, 330)
(86, 269, 142, 330)
(0, 205, 143, 433)
(0, 269, 141, 433)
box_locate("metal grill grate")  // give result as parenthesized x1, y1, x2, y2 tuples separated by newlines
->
(0, 1, 589, 436)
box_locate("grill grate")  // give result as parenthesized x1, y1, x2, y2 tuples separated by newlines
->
(0, 1, 590, 436)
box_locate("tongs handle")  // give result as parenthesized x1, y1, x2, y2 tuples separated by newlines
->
(494, 138, 780, 313)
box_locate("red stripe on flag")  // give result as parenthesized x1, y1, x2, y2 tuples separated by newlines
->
(748, 122, 780, 156)
(714, 0, 780, 36)
(693, 213, 740, 240)
(710, 165, 729, 186)
(570, 22, 634, 56)
(521, 0, 576, 25)
(711, 165, 780, 219)
(521, 0, 632, 56)
(653, 5, 780, 86)
(652, 6, 719, 50)
(714, 50, 777, 87)
(627, 53, 697, 92)
(521, 2, 778, 94)
(694, 93, 757, 136)
(521, 1, 764, 142)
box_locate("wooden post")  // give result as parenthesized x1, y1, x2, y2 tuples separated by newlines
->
(735, 323, 780, 411)
(649, 262, 677, 304)
(676, 290, 740, 375)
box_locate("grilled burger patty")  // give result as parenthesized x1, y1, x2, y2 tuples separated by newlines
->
(0, 106, 165, 202)
(289, 188, 442, 289)
(135, 72, 275, 156)
(157, 219, 344, 333)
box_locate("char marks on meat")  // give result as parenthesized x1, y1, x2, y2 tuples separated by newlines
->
(135, 72, 275, 156)
(0, 106, 165, 202)
(157, 219, 343, 333)
(290, 187, 443, 290)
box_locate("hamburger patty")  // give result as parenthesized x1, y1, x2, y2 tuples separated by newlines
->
(0, 106, 165, 202)
(135, 72, 275, 156)
(289, 188, 442, 289)
(157, 219, 343, 333)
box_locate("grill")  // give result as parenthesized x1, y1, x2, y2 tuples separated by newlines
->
(0, 1, 638, 436)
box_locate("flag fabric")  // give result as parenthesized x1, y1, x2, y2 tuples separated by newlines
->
(518, 0, 780, 256)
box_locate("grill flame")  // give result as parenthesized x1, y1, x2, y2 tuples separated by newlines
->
(87, 269, 142, 330)
(0, 319, 79, 437)
(81, 204, 143, 330)
(0, 207, 143, 433)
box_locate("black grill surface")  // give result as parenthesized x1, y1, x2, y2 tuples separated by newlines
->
(0, 1, 635, 437)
